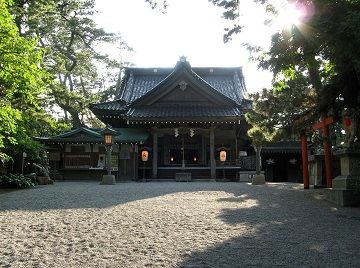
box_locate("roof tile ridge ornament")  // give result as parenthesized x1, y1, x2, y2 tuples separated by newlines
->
(175, 56, 191, 70)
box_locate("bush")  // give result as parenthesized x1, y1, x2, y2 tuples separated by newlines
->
(0, 174, 36, 189)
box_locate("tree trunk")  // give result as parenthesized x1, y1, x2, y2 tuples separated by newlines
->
(255, 145, 262, 175)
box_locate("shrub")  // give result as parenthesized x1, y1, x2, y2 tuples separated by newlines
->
(0, 174, 36, 189)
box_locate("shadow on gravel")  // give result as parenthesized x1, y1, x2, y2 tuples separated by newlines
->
(0, 181, 256, 211)
(179, 185, 360, 267)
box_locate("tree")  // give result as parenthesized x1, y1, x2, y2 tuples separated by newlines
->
(211, 0, 360, 142)
(0, 0, 68, 163)
(11, 0, 130, 128)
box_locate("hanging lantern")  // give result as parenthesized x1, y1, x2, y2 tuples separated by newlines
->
(220, 150, 227, 162)
(141, 150, 149, 162)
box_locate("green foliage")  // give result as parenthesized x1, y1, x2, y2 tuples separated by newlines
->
(246, 74, 317, 143)
(211, 0, 360, 141)
(0, 174, 36, 189)
(0, 0, 46, 159)
(11, 0, 130, 128)
(0, 0, 70, 162)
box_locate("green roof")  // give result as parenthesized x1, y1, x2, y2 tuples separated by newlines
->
(35, 127, 149, 144)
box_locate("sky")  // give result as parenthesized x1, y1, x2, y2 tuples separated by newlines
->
(94, 0, 280, 93)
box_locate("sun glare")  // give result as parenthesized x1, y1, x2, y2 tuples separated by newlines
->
(274, 3, 303, 31)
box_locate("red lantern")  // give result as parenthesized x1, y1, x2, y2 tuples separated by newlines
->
(141, 150, 149, 162)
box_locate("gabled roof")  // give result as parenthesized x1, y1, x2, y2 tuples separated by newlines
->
(49, 127, 102, 139)
(128, 59, 239, 107)
(91, 59, 247, 116)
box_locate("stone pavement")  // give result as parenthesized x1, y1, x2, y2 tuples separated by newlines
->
(0, 181, 359, 267)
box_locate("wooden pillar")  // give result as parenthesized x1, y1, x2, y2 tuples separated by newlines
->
(117, 144, 121, 180)
(234, 125, 238, 161)
(322, 125, 333, 188)
(152, 131, 158, 179)
(133, 144, 138, 181)
(210, 128, 216, 180)
(301, 132, 309, 189)
(202, 134, 206, 165)
(235, 138, 238, 161)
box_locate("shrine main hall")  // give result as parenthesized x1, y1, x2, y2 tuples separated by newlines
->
(37, 58, 301, 181)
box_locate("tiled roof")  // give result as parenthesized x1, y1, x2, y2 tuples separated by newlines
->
(50, 127, 102, 139)
(117, 65, 246, 104)
(201, 74, 243, 104)
(126, 104, 242, 119)
(90, 100, 128, 113)
(35, 128, 149, 143)
(91, 60, 249, 118)
(120, 74, 167, 103)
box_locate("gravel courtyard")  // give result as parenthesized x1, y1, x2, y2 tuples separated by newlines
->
(1, 181, 360, 268)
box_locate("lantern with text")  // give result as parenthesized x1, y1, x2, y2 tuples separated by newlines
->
(141, 150, 149, 162)
(220, 150, 227, 162)
(219, 149, 227, 180)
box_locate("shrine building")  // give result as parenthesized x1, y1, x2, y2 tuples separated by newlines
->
(36, 58, 301, 181)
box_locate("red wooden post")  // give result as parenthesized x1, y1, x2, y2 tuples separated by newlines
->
(312, 117, 334, 188)
(301, 131, 310, 189)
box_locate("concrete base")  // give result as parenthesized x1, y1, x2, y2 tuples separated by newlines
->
(324, 148, 360, 206)
(100, 175, 116, 185)
(252, 174, 266, 185)
(325, 188, 360, 206)
(332, 176, 359, 189)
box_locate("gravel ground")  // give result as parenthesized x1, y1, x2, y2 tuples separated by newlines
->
(0, 181, 359, 268)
